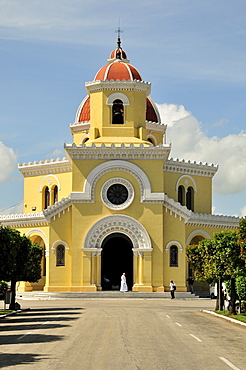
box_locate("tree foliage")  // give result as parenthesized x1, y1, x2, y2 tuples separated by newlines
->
(235, 276, 246, 301)
(239, 217, 246, 260)
(0, 226, 43, 309)
(186, 229, 246, 314)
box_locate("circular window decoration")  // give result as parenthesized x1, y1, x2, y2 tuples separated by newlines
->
(101, 178, 134, 210)
(107, 184, 128, 205)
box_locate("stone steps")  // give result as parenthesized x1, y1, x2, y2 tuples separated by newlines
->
(16, 291, 209, 300)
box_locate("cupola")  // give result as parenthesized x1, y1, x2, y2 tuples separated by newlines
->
(71, 34, 165, 146)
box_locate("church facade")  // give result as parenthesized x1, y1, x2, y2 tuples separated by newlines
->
(0, 38, 239, 292)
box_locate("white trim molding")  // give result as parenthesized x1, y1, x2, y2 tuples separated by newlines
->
(146, 134, 157, 146)
(101, 177, 134, 210)
(165, 158, 218, 178)
(85, 80, 151, 95)
(80, 160, 164, 203)
(186, 230, 211, 245)
(26, 229, 49, 248)
(64, 143, 171, 161)
(165, 241, 183, 253)
(51, 240, 69, 253)
(39, 174, 61, 192)
(83, 214, 152, 251)
(106, 92, 130, 105)
(80, 134, 90, 144)
(18, 157, 71, 177)
(176, 175, 197, 193)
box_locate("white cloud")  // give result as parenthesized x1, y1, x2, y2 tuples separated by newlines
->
(0, 141, 17, 182)
(212, 118, 228, 128)
(45, 149, 64, 159)
(157, 103, 191, 126)
(240, 205, 246, 217)
(157, 103, 246, 195)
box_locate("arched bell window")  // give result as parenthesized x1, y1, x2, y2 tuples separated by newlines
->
(44, 186, 50, 209)
(53, 185, 58, 205)
(56, 245, 65, 266)
(178, 185, 185, 206)
(170, 245, 178, 267)
(186, 186, 194, 211)
(112, 99, 124, 124)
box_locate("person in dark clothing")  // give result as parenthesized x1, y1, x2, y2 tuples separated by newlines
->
(187, 276, 194, 293)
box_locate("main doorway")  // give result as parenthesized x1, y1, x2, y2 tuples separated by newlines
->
(101, 233, 133, 291)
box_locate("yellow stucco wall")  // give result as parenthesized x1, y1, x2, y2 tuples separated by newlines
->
(164, 171, 212, 214)
(6, 52, 234, 294)
(23, 171, 72, 213)
(90, 90, 146, 131)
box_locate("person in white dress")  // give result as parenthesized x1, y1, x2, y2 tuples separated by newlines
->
(120, 272, 128, 292)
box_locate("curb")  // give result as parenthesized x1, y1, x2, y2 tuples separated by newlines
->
(202, 310, 246, 327)
(0, 308, 30, 319)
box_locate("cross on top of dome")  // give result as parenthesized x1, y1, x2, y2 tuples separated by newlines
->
(115, 26, 123, 50)
(109, 26, 128, 62)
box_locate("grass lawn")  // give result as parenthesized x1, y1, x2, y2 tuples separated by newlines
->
(215, 310, 246, 323)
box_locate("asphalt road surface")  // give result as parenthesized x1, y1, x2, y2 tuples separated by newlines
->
(0, 298, 245, 370)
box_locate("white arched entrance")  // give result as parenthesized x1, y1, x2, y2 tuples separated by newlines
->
(82, 215, 153, 291)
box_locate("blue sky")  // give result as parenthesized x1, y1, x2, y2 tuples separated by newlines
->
(0, 0, 246, 216)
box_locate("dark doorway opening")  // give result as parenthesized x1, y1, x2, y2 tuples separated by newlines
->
(101, 233, 133, 291)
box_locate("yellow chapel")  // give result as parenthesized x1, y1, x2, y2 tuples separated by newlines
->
(0, 36, 239, 293)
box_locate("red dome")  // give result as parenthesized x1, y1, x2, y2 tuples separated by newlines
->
(146, 98, 158, 122)
(94, 61, 142, 81)
(78, 96, 90, 122)
(109, 47, 127, 60)
(78, 96, 159, 123)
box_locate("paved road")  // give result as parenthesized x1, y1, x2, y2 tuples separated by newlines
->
(0, 299, 245, 370)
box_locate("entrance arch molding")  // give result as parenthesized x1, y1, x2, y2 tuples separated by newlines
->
(83, 214, 152, 251)
(186, 229, 211, 245)
(26, 229, 49, 256)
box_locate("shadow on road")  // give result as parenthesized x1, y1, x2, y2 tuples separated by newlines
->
(14, 307, 83, 315)
(26, 307, 83, 312)
(0, 333, 65, 345)
(1, 315, 80, 324)
(1, 322, 71, 332)
(0, 353, 48, 368)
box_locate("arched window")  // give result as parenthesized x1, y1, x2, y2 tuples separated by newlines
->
(82, 137, 89, 144)
(186, 186, 194, 211)
(112, 99, 124, 124)
(53, 185, 58, 205)
(170, 245, 178, 267)
(56, 245, 65, 266)
(147, 138, 154, 145)
(44, 186, 50, 209)
(178, 185, 185, 206)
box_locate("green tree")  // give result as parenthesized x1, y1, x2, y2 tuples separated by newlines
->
(235, 276, 246, 300)
(0, 280, 8, 300)
(0, 226, 43, 309)
(187, 230, 246, 314)
(238, 217, 246, 260)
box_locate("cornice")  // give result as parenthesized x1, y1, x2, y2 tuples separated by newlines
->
(70, 121, 166, 135)
(85, 79, 151, 95)
(165, 158, 218, 178)
(185, 213, 239, 229)
(64, 142, 171, 161)
(43, 198, 72, 222)
(2, 193, 238, 230)
(18, 158, 72, 177)
(163, 195, 239, 228)
(146, 121, 167, 133)
(0, 212, 48, 228)
(70, 121, 90, 133)
(163, 194, 192, 221)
